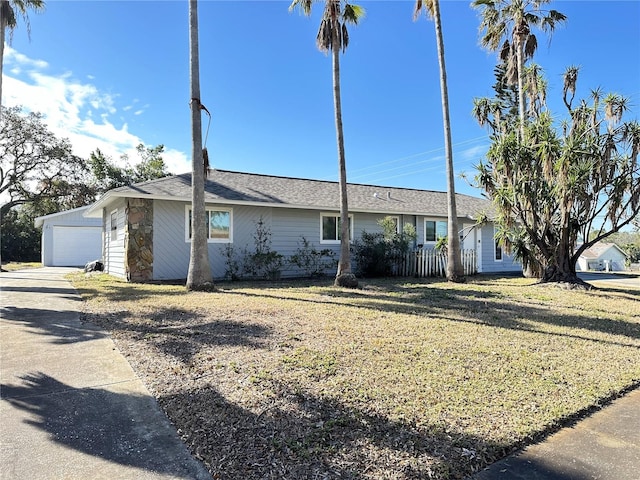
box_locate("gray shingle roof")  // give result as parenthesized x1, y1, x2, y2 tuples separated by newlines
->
(87, 169, 492, 219)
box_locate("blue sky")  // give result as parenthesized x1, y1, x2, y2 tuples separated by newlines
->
(4, 0, 640, 198)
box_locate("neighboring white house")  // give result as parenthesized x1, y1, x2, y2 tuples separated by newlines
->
(576, 242, 628, 272)
(34, 206, 103, 267)
(83, 169, 522, 282)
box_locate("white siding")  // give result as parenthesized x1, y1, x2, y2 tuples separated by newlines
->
(153, 200, 191, 280)
(103, 199, 127, 279)
(478, 225, 521, 273)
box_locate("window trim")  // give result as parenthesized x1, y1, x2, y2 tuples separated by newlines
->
(185, 205, 233, 243)
(320, 212, 353, 244)
(424, 219, 447, 243)
(109, 209, 118, 242)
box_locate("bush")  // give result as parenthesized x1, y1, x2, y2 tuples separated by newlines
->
(222, 244, 243, 281)
(352, 217, 417, 278)
(290, 236, 337, 278)
(243, 216, 285, 280)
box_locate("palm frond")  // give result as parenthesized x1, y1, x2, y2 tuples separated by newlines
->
(498, 39, 511, 62)
(523, 33, 537, 60)
(343, 3, 364, 24)
(288, 0, 314, 16)
(340, 23, 350, 52)
(413, 0, 434, 20)
(316, 17, 332, 52)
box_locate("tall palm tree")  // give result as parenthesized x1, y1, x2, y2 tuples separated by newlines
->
(414, 0, 464, 282)
(0, 0, 45, 114)
(472, 0, 565, 141)
(186, 0, 212, 290)
(289, 0, 364, 288)
(0, 0, 44, 271)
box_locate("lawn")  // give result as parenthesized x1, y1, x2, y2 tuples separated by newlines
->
(1, 262, 42, 271)
(70, 273, 640, 479)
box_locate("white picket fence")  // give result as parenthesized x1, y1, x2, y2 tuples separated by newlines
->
(394, 248, 477, 278)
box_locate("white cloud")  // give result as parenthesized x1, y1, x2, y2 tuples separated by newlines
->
(162, 148, 190, 175)
(455, 144, 489, 166)
(4, 47, 48, 70)
(2, 46, 189, 174)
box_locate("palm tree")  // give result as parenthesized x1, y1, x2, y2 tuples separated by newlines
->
(0, 0, 44, 271)
(414, 0, 464, 282)
(472, 0, 565, 141)
(289, 0, 364, 288)
(0, 0, 45, 111)
(186, 0, 212, 290)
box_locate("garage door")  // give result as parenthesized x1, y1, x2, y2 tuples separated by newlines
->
(52, 226, 103, 266)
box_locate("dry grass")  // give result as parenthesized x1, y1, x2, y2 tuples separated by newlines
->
(70, 273, 640, 479)
(1, 262, 42, 271)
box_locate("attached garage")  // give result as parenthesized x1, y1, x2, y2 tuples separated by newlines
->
(35, 206, 103, 267)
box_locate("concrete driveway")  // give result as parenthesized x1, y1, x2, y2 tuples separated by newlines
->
(0, 268, 211, 480)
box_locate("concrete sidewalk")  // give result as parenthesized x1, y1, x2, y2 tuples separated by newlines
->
(0, 268, 211, 480)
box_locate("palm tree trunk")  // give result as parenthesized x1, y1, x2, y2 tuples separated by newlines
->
(432, 0, 463, 282)
(186, 0, 212, 290)
(331, 26, 356, 288)
(1, 7, 6, 116)
(0, 10, 5, 271)
(516, 35, 526, 141)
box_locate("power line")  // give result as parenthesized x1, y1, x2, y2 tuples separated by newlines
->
(317, 135, 491, 184)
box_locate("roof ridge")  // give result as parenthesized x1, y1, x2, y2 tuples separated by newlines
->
(209, 169, 481, 198)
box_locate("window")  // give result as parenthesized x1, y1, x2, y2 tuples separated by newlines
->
(424, 220, 447, 242)
(110, 210, 118, 242)
(494, 226, 503, 261)
(186, 207, 232, 243)
(321, 213, 353, 243)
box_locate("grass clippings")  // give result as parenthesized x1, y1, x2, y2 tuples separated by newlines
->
(70, 273, 640, 479)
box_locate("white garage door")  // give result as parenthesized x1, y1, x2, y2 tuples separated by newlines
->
(52, 226, 103, 266)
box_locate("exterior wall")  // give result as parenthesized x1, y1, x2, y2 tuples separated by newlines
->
(153, 200, 191, 280)
(103, 199, 127, 279)
(152, 202, 425, 281)
(478, 224, 521, 273)
(139, 198, 521, 281)
(153, 200, 270, 281)
(40, 209, 102, 266)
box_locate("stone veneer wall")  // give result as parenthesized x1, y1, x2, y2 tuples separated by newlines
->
(125, 198, 153, 282)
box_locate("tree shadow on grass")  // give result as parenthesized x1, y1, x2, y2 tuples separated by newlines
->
(74, 282, 188, 303)
(159, 378, 640, 479)
(88, 307, 273, 363)
(1, 372, 211, 479)
(221, 278, 640, 347)
(158, 379, 507, 480)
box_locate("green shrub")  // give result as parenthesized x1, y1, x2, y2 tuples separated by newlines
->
(289, 236, 337, 277)
(243, 216, 285, 280)
(352, 217, 417, 277)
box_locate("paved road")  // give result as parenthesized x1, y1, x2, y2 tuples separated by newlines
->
(578, 272, 640, 289)
(1, 268, 211, 480)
